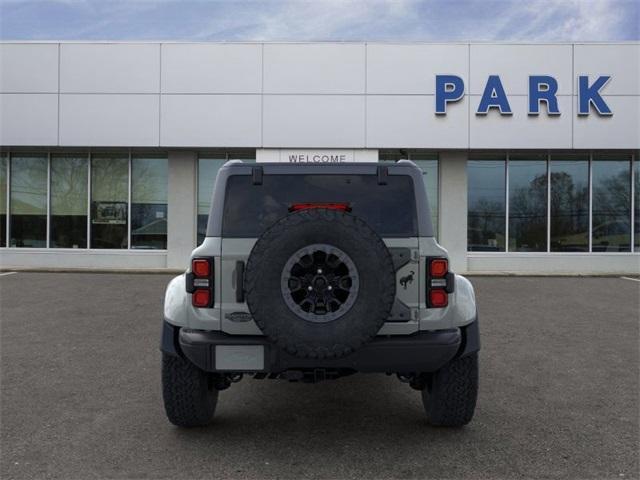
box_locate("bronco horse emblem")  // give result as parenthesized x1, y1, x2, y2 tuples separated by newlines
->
(399, 271, 415, 290)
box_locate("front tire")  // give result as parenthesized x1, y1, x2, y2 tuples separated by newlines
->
(162, 353, 218, 427)
(421, 353, 478, 427)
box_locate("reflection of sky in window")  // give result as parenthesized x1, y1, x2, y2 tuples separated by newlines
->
(91, 156, 128, 202)
(509, 161, 546, 191)
(10, 156, 47, 215)
(132, 157, 168, 204)
(467, 161, 505, 209)
(51, 156, 88, 216)
(550, 160, 587, 189)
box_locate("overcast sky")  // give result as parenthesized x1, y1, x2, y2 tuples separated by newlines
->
(0, 0, 638, 42)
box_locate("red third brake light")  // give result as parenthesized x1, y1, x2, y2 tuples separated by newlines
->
(430, 258, 448, 278)
(290, 202, 351, 212)
(192, 258, 210, 277)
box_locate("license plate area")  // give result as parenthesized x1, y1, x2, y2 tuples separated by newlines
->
(215, 345, 265, 371)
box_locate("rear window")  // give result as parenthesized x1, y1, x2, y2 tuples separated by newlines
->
(221, 174, 417, 237)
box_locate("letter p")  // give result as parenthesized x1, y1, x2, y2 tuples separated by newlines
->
(435, 75, 464, 115)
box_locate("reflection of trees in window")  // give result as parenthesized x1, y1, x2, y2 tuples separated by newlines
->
(550, 160, 589, 252)
(467, 160, 506, 252)
(10, 155, 47, 248)
(91, 156, 128, 249)
(131, 157, 167, 250)
(509, 161, 547, 252)
(592, 160, 631, 252)
(51, 156, 88, 248)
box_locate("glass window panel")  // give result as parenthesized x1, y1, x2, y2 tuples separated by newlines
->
(10, 154, 47, 248)
(412, 158, 438, 238)
(198, 155, 226, 246)
(131, 156, 168, 249)
(91, 155, 128, 249)
(549, 154, 589, 252)
(508, 155, 548, 252)
(592, 154, 631, 252)
(467, 158, 506, 251)
(50, 155, 88, 248)
(634, 155, 639, 252)
(0, 154, 6, 247)
(222, 174, 417, 238)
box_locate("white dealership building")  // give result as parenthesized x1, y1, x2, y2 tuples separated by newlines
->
(0, 41, 638, 274)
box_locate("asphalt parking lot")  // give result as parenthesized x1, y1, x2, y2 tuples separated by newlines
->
(1, 272, 638, 480)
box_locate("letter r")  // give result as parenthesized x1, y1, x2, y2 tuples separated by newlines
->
(529, 75, 560, 115)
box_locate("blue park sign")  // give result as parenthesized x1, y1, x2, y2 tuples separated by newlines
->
(435, 75, 613, 116)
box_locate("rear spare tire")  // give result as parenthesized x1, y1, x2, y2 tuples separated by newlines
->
(244, 208, 395, 359)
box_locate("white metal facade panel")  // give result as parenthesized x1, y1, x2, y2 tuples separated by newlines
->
(470, 44, 574, 95)
(366, 95, 469, 148)
(0, 44, 58, 93)
(573, 96, 640, 149)
(161, 94, 261, 147)
(469, 95, 573, 149)
(0, 94, 58, 145)
(0, 42, 638, 149)
(161, 44, 262, 93)
(263, 43, 365, 94)
(59, 94, 159, 146)
(60, 43, 160, 93)
(573, 44, 640, 95)
(263, 95, 365, 147)
(366, 44, 468, 94)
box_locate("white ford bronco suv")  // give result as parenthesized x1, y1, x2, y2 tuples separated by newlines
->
(161, 161, 479, 427)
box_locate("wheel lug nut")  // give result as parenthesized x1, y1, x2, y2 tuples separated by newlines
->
(307, 286, 313, 291)
(317, 268, 323, 274)
(328, 286, 332, 291)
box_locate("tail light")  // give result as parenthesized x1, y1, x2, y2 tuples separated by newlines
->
(427, 258, 454, 308)
(186, 257, 214, 308)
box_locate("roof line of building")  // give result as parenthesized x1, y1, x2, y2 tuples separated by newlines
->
(1, 40, 639, 46)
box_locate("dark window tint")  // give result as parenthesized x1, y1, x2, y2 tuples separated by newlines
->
(221, 174, 417, 237)
(468, 159, 506, 251)
(634, 157, 639, 252)
(550, 155, 589, 252)
(0, 154, 6, 247)
(592, 155, 631, 252)
(508, 156, 548, 252)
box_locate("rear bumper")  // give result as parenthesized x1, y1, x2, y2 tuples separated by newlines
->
(161, 319, 479, 374)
